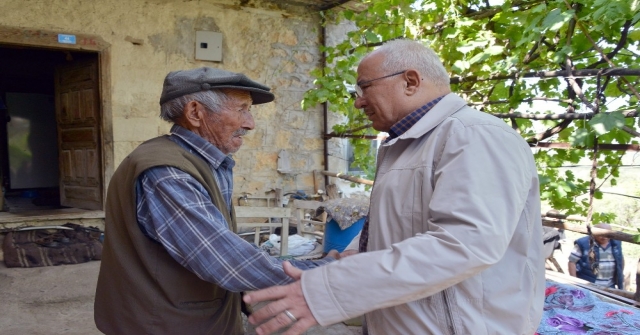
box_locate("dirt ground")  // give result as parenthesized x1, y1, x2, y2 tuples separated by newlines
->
(0, 261, 101, 335)
(0, 260, 361, 335)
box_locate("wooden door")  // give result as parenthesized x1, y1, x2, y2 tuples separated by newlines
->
(55, 60, 103, 210)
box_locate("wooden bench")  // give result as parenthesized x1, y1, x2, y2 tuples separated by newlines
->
(292, 199, 326, 242)
(235, 206, 291, 256)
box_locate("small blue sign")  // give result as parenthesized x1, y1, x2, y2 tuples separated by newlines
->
(58, 34, 76, 44)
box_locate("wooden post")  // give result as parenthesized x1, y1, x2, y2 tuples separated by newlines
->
(325, 184, 340, 200)
(313, 170, 321, 194)
(275, 188, 283, 208)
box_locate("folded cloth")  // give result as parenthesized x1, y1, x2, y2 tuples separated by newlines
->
(260, 234, 316, 257)
(320, 198, 369, 230)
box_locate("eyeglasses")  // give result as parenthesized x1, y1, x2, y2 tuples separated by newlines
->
(355, 70, 406, 98)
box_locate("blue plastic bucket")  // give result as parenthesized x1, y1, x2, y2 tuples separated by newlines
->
(323, 217, 365, 253)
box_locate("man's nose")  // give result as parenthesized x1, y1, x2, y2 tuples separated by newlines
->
(243, 111, 255, 130)
(354, 95, 366, 109)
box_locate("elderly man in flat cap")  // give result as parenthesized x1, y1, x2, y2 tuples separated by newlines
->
(94, 68, 335, 335)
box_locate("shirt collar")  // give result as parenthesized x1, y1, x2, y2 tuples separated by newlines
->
(169, 124, 235, 169)
(386, 95, 445, 142)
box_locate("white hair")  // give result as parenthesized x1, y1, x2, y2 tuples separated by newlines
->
(374, 39, 450, 89)
(160, 89, 231, 122)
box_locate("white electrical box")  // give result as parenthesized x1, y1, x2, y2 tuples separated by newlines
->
(195, 31, 223, 62)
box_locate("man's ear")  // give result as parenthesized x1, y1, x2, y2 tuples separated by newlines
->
(404, 69, 421, 96)
(179, 101, 204, 129)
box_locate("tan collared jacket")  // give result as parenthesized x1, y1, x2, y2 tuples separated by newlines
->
(301, 93, 545, 334)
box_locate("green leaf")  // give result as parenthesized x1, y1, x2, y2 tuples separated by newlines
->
(531, 3, 547, 13)
(486, 45, 504, 55)
(343, 10, 354, 21)
(588, 112, 626, 135)
(457, 44, 476, 54)
(570, 128, 591, 146)
(364, 31, 380, 43)
(629, 30, 640, 41)
(442, 27, 459, 39)
(452, 60, 470, 73)
(542, 9, 574, 32)
(469, 52, 490, 64)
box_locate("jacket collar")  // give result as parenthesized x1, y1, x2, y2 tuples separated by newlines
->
(384, 93, 468, 145)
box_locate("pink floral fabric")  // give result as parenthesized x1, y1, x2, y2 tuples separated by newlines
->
(537, 281, 640, 334)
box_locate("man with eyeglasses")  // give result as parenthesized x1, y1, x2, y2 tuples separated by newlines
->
(94, 67, 337, 335)
(568, 223, 625, 289)
(245, 39, 544, 335)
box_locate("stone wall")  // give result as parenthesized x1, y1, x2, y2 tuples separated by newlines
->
(0, 0, 346, 202)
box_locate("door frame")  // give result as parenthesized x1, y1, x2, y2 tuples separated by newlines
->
(0, 25, 113, 209)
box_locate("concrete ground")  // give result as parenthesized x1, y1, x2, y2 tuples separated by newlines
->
(0, 261, 361, 335)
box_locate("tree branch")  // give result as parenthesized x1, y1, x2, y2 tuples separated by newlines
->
(463, 0, 545, 20)
(529, 119, 573, 143)
(587, 20, 632, 69)
(469, 97, 576, 106)
(450, 68, 640, 84)
(490, 109, 638, 120)
(563, 0, 640, 101)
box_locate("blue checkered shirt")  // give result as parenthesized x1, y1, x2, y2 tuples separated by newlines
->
(136, 124, 332, 292)
(385, 95, 445, 142)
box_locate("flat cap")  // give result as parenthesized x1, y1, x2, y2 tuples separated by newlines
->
(159, 67, 275, 105)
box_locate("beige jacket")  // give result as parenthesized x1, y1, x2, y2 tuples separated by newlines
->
(302, 93, 545, 334)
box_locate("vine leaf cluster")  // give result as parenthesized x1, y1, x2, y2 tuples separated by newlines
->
(304, 0, 640, 222)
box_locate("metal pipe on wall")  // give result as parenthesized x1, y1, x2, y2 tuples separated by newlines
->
(321, 20, 330, 188)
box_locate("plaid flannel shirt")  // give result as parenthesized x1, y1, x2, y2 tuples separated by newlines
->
(136, 124, 332, 292)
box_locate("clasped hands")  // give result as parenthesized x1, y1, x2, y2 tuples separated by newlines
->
(244, 249, 358, 335)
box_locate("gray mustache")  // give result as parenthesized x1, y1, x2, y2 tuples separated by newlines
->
(233, 129, 248, 136)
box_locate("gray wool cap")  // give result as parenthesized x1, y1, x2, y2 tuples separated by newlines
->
(159, 67, 275, 105)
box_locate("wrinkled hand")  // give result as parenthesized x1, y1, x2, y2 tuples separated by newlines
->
(325, 249, 358, 260)
(244, 262, 318, 335)
(340, 249, 358, 258)
(325, 249, 340, 260)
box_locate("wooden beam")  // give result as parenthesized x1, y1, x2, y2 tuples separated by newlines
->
(0, 25, 109, 52)
(320, 171, 374, 186)
(542, 219, 638, 244)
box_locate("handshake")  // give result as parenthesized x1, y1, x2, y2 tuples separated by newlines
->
(244, 248, 359, 335)
(325, 248, 358, 260)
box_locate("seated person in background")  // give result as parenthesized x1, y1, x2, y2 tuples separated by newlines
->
(568, 223, 625, 289)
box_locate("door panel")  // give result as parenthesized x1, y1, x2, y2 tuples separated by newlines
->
(55, 60, 102, 210)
